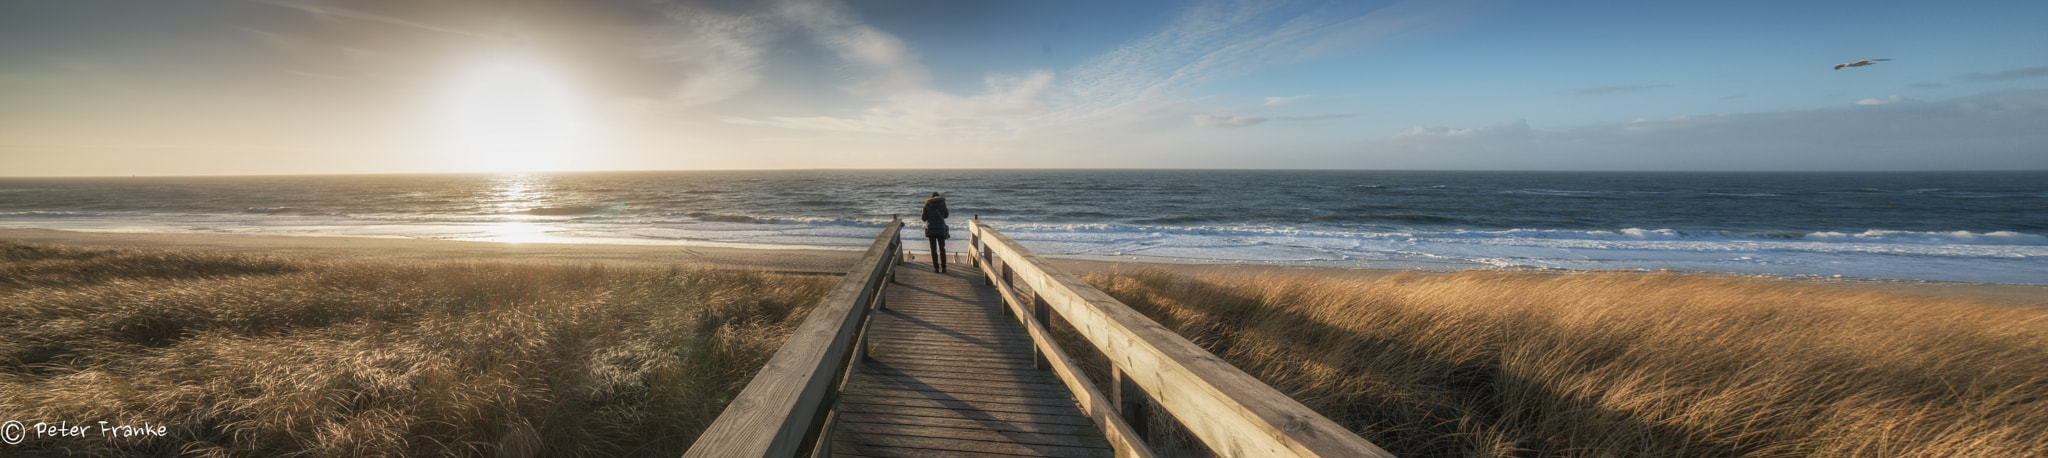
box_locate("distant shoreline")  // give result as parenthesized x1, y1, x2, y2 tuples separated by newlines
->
(6, 227, 2042, 307)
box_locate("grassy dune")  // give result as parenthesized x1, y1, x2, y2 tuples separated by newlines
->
(1085, 269, 2048, 457)
(0, 241, 832, 456)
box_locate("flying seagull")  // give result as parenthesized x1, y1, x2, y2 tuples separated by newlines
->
(1834, 59, 1891, 70)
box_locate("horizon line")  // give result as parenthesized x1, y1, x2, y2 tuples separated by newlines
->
(7, 167, 2048, 179)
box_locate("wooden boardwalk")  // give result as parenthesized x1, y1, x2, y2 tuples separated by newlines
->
(831, 254, 1113, 458)
(681, 220, 1387, 458)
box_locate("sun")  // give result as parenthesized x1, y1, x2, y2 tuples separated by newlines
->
(441, 53, 589, 173)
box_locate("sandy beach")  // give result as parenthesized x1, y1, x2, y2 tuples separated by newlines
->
(5, 228, 2040, 307)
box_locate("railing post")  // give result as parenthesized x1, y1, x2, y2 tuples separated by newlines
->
(998, 257, 1015, 317)
(1032, 292, 1051, 370)
(1112, 364, 1154, 443)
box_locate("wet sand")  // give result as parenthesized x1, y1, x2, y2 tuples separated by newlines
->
(6, 228, 2042, 307)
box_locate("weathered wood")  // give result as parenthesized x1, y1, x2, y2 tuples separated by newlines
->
(836, 421, 1114, 449)
(970, 220, 1394, 458)
(830, 254, 1118, 457)
(847, 379, 1072, 399)
(841, 386, 1082, 408)
(837, 412, 1103, 436)
(870, 347, 1037, 362)
(835, 432, 1113, 458)
(850, 371, 1067, 393)
(834, 441, 1092, 458)
(1112, 365, 1155, 442)
(836, 402, 1097, 427)
(981, 258, 1155, 458)
(681, 220, 902, 458)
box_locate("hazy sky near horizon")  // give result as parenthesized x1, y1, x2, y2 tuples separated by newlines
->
(3, 0, 2046, 176)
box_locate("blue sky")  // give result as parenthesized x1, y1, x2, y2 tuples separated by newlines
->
(2, 0, 2045, 175)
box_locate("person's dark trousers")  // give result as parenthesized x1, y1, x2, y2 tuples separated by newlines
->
(929, 238, 947, 272)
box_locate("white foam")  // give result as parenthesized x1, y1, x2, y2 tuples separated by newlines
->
(5, 214, 2044, 284)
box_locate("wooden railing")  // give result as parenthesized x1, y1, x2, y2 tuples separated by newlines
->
(682, 218, 902, 458)
(968, 218, 1395, 458)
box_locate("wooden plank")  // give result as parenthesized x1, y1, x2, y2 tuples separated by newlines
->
(837, 412, 1104, 436)
(836, 432, 1112, 458)
(864, 333, 1031, 346)
(870, 324, 1021, 334)
(863, 364, 1059, 383)
(869, 349, 1035, 364)
(832, 441, 1049, 458)
(836, 421, 1113, 449)
(840, 393, 1083, 416)
(842, 386, 1080, 407)
(875, 306, 1005, 314)
(870, 361, 1045, 377)
(872, 307, 1008, 317)
(867, 330, 1023, 341)
(874, 308, 1006, 316)
(876, 312, 1006, 320)
(870, 348, 1037, 363)
(864, 329, 1031, 342)
(851, 371, 1066, 392)
(836, 402, 1096, 427)
(682, 221, 903, 458)
(862, 337, 1033, 351)
(846, 380, 1071, 400)
(970, 221, 1393, 458)
(867, 355, 1036, 370)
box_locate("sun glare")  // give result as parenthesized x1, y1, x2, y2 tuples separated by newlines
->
(441, 54, 589, 173)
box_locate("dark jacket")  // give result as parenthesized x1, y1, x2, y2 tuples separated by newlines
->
(920, 196, 950, 239)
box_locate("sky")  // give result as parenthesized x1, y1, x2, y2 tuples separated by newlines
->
(2, 0, 2046, 176)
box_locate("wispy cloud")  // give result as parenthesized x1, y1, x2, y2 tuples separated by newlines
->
(776, 0, 928, 95)
(1193, 114, 1266, 128)
(1278, 114, 1353, 121)
(245, 0, 508, 41)
(1264, 95, 1313, 106)
(726, 0, 1495, 140)
(1958, 65, 2048, 82)
(637, 4, 773, 108)
(1856, 95, 1904, 105)
(1394, 119, 1530, 138)
(1572, 84, 1673, 96)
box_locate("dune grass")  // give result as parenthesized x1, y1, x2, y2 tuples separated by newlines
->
(0, 241, 833, 456)
(1084, 269, 2048, 457)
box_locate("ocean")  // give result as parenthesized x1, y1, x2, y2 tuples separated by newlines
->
(2, 170, 2043, 284)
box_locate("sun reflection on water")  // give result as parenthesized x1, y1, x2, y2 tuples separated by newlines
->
(472, 174, 558, 243)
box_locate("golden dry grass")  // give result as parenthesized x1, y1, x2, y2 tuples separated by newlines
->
(1084, 268, 2048, 457)
(0, 241, 833, 456)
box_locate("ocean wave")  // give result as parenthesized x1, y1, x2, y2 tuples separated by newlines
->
(1316, 213, 1465, 224)
(1804, 230, 2048, 245)
(1417, 228, 2048, 245)
(1502, 189, 1607, 197)
(686, 212, 761, 223)
(513, 205, 606, 216)
(0, 211, 103, 217)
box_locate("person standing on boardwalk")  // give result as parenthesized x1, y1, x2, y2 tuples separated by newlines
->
(920, 192, 950, 273)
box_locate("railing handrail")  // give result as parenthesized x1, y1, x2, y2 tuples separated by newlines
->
(682, 219, 902, 458)
(969, 219, 1394, 458)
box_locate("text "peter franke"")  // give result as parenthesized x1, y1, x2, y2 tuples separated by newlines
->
(2, 420, 169, 444)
